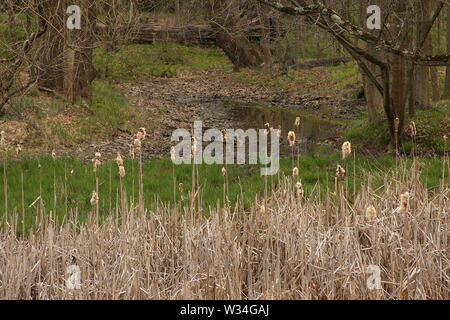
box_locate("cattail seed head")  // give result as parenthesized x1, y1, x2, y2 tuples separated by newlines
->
(51, 149, 56, 160)
(265, 123, 270, 135)
(116, 152, 123, 166)
(0, 131, 6, 148)
(293, 167, 298, 177)
(221, 129, 226, 142)
(16, 144, 22, 155)
(296, 181, 303, 199)
(394, 117, 399, 133)
(443, 135, 447, 142)
(366, 205, 377, 221)
(398, 192, 409, 214)
(336, 164, 345, 180)
(170, 146, 175, 162)
(222, 167, 226, 176)
(288, 131, 295, 147)
(119, 165, 125, 178)
(409, 121, 416, 137)
(295, 117, 300, 127)
(134, 138, 141, 152)
(130, 144, 135, 159)
(90, 190, 98, 206)
(92, 152, 102, 172)
(277, 125, 281, 138)
(342, 141, 351, 159)
(137, 127, 147, 141)
(191, 138, 197, 156)
(93, 159, 101, 172)
(179, 182, 183, 193)
(260, 204, 266, 215)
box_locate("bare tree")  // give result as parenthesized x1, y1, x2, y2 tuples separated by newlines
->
(444, 4, 450, 99)
(256, 0, 449, 144)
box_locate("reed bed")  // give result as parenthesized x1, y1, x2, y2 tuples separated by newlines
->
(0, 162, 447, 299)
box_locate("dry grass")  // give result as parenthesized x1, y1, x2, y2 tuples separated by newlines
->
(0, 160, 448, 300)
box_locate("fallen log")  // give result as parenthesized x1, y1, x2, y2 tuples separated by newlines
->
(296, 57, 352, 69)
(131, 23, 217, 46)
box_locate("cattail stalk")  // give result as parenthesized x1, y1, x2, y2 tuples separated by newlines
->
(139, 149, 143, 217)
(21, 172, 25, 237)
(3, 157, 7, 228)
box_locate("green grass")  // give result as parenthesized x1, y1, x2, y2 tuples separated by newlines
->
(0, 148, 446, 235)
(78, 80, 136, 139)
(346, 100, 450, 154)
(330, 62, 360, 90)
(93, 42, 231, 81)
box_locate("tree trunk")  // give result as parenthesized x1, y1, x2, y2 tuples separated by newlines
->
(206, 0, 264, 71)
(37, 0, 95, 103)
(175, 0, 180, 25)
(414, 0, 432, 109)
(443, 5, 450, 99)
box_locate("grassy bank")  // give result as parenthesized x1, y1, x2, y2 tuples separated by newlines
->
(346, 100, 450, 155)
(0, 148, 447, 235)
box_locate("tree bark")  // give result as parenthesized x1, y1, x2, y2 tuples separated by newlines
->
(443, 5, 450, 99)
(37, 0, 95, 103)
(413, 0, 432, 109)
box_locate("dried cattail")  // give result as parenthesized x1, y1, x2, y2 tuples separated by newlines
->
(179, 182, 183, 193)
(116, 152, 123, 166)
(93, 159, 101, 172)
(191, 138, 197, 156)
(170, 146, 175, 162)
(409, 121, 416, 137)
(397, 192, 409, 214)
(277, 125, 281, 138)
(90, 190, 98, 206)
(222, 167, 226, 176)
(70, 169, 74, 175)
(293, 167, 298, 177)
(130, 144, 135, 159)
(119, 165, 125, 178)
(260, 204, 266, 215)
(0, 131, 6, 148)
(296, 181, 303, 199)
(288, 131, 296, 147)
(444, 135, 448, 142)
(51, 149, 56, 160)
(295, 117, 300, 127)
(265, 123, 270, 135)
(394, 117, 399, 133)
(221, 129, 226, 142)
(137, 127, 147, 141)
(342, 141, 351, 159)
(15, 144, 22, 155)
(336, 164, 345, 180)
(366, 205, 377, 221)
(134, 138, 141, 152)
(92, 152, 101, 172)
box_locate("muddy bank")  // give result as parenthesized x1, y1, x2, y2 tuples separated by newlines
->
(57, 70, 365, 161)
